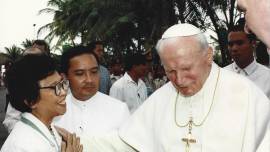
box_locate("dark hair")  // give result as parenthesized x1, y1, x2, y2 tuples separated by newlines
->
(60, 45, 99, 74)
(124, 53, 146, 71)
(111, 58, 122, 66)
(229, 24, 256, 41)
(33, 40, 50, 53)
(5, 54, 57, 112)
(256, 42, 269, 65)
(87, 41, 103, 49)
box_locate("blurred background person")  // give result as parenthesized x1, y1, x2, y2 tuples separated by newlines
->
(110, 58, 123, 85)
(225, 25, 270, 99)
(32, 39, 50, 55)
(142, 49, 154, 96)
(87, 41, 111, 95)
(110, 53, 148, 113)
(152, 65, 167, 90)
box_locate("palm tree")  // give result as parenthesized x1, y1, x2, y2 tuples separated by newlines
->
(189, 0, 242, 65)
(4, 45, 23, 63)
(38, 0, 240, 65)
(21, 39, 34, 49)
(38, 0, 80, 47)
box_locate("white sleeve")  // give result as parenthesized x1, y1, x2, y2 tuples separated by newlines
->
(3, 103, 21, 133)
(81, 131, 137, 152)
(256, 123, 270, 152)
(109, 84, 124, 102)
(119, 103, 131, 125)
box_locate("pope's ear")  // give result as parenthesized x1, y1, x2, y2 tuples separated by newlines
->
(206, 47, 213, 63)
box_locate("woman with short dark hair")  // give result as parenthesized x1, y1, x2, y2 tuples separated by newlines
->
(1, 54, 81, 152)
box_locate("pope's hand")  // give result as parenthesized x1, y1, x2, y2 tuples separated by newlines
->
(55, 126, 83, 152)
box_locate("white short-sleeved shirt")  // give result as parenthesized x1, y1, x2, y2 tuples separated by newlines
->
(225, 60, 270, 98)
(109, 72, 147, 113)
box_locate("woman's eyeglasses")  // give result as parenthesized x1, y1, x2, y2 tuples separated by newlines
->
(39, 79, 69, 96)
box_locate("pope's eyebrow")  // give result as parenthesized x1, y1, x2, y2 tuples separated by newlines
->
(237, 5, 246, 12)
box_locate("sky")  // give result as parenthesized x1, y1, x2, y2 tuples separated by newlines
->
(0, 0, 217, 54)
(0, 0, 53, 53)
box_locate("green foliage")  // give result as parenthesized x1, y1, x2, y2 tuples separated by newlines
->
(38, 0, 241, 65)
(21, 39, 34, 49)
(4, 45, 23, 63)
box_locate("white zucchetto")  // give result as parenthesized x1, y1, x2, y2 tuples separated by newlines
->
(161, 23, 201, 39)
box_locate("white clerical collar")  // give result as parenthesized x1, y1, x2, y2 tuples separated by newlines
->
(71, 92, 99, 108)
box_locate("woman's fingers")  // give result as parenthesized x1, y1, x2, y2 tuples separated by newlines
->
(61, 141, 67, 152)
(55, 126, 69, 141)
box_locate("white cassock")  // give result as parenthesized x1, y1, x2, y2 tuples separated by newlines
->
(82, 63, 270, 152)
(256, 123, 270, 152)
(53, 92, 130, 137)
(1, 113, 61, 152)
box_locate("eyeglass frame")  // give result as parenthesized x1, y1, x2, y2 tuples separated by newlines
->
(39, 79, 69, 96)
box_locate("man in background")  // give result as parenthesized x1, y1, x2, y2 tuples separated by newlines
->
(225, 25, 270, 98)
(87, 41, 111, 94)
(110, 58, 123, 85)
(110, 53, 148, 113)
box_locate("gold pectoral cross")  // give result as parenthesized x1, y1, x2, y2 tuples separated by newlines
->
(182, 119, 196, 152)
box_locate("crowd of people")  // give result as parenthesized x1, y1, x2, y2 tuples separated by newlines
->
(1, 0, 270, 151)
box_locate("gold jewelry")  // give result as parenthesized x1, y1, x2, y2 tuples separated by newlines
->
(174, 67, 220, 127)
(174, 67, 220, 152)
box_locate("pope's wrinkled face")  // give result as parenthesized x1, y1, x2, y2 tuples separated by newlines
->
(67, 53, 100, 101)
(158, 37, 212, 96)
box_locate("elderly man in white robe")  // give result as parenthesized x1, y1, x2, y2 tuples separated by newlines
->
(58, 23, 270, 152)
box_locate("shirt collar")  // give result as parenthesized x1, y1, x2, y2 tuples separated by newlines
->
(232, 59, 257, 76)
(243, 59, 257, 75)
(110, 74, 122, 79)
(124, 72, 144, 86)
